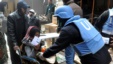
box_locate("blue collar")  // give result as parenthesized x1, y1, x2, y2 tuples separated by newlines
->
(64, 15, 80, 26)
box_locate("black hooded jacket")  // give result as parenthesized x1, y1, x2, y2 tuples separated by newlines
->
(94, 10, 109, 32)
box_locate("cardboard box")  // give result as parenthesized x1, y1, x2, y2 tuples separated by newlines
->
(52, 15, 57, 25)
(44, 23, 58, 48)
(45, 40, 52, 48)
(44, 24, 50, 33)
(44, 23, 58, 33)
(49, 24, 58, 32)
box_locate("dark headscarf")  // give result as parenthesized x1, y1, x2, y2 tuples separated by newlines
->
(22, 26, 40, 44)
(29, 27, 40, 38)
(24, 26, 39, 38)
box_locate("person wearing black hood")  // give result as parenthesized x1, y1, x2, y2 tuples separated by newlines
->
(7, 1, 30, 64)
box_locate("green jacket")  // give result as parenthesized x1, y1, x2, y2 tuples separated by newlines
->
(45, 3, 55, 16)
(45, 3, 55, 22)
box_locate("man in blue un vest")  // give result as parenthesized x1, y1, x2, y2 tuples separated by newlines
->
(95, 8, 113, 49)
(39, 5, 111, 64)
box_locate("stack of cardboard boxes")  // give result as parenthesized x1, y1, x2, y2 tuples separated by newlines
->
(44, 15, 58, 48)
(44, 16, 57, 33)
(43, 0, 63, 48)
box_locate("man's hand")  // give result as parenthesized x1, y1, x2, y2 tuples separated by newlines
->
(13, 45, 19, 50)
(37, 52, 45, 60)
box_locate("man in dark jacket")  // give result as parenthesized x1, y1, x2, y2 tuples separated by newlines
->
(62, 0, 83, 64)
(7, 1, 30, 64)
(94, 8, 113, 49)
(28, 9, 41, 32)
(38, 5, 111, 64)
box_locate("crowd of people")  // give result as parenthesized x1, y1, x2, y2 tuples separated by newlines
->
(0, 0, 113, 64)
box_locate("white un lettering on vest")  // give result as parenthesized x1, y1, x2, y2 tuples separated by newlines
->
(80, 20, 92, 30)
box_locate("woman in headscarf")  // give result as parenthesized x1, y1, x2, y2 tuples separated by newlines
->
(22, 26, 41, 58)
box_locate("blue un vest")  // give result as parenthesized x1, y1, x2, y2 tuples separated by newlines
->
(102, 8, 113, 35)
(64, 16, 105, 56)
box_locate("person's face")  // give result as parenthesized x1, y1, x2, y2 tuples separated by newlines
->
(57, 17, 66, 27)
(35, 32, 40, 37)
(21, 8, 29, 15)
(28, 12, 32, 16)
(28, 12, 34, 17)
(48, 0, 52, 4)
(56, 17, 63, 32)
(56, 17, 68, 32)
